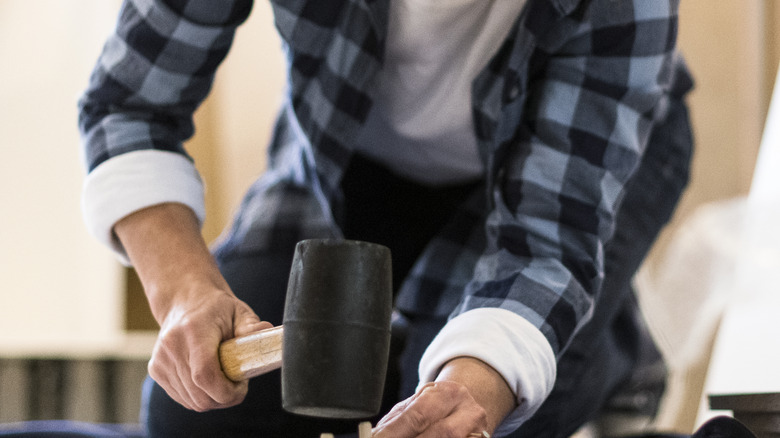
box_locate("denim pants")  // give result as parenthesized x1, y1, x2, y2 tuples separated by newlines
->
(141, 102, 692, 438)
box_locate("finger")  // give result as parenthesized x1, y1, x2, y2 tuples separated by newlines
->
(153, 328, 224, 411)
(374, 382, 439, 431)
(160, 380, 195, 411)
(177, 350, 248, 412)
(374, 382, 489, 438)
(152, 336, 224, 412)
(414, 383, 489, 438)
(374, 383, 460, 436)
(374, 393, 414, 428)
(232, 303, 273, 338)
(406, 383, 464, 422)
(148, 353, 196, 411)
(174, 354, 232, 412)
(189, 341, 249, 407)
(192, 362, 249, 407)
(415, 410, 487, 438)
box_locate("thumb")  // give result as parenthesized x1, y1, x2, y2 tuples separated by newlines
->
(232, 301, 273, 338)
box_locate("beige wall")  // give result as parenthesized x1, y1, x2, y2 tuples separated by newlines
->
(642, 2, 779, 432)
(0, 0, 126, 354)
(675, 0, 776, 212)
(642, 1, 779, 273)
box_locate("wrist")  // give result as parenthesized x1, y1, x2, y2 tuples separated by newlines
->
(146, 270, 231, 326)
(436, 357, 517, 434)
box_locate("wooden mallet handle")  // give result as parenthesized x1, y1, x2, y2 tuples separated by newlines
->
(218, 325, 284, 381)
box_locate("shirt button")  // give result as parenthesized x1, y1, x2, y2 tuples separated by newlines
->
(507, 83, 521, 101)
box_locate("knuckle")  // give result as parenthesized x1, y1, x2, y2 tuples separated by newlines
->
(191, 365, 214, 387)
(403, 407, 430, 432)
(159, 316, 198, 343)
(211, 390, 237, 407)
(221, 391, 246, 408)
(227, 383, 249, 404)
(190, 394, 218, 413)
(478, 406, 488, 422)
(472, 408, 489, 429)
(431, 380, 460, 397)
(156, 332, 182, 353)
(178, 315, 199, 332)
(451, 381, 470, 398)
(190, 403, 209, 413)
(453, 383, 470, 398)
(147, 350, 176, 380)
(147, 358, 164, 381)
(193, 368, 247, 408)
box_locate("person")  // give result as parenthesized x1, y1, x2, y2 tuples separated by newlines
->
(78, 0, 694, 436)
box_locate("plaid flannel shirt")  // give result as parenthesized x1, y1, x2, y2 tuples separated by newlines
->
(80, 0, 688, 370)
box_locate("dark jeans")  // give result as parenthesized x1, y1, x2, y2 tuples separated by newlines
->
(141, 100, 692, 438)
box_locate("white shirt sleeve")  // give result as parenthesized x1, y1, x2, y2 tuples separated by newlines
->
(417, 308, 557, 436)
(81, 149, 206, 265)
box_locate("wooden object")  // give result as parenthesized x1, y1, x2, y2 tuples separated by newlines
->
(319, 422, 372, 438)
(358, 421, 372, 438)
(710, 393, 780, 437)
(218, 325, 283, 381)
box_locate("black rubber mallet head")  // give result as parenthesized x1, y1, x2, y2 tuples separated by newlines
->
(218, 238, 393, 419)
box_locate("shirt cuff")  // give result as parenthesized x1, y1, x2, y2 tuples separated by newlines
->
(81, 150, 206, 265)
(417, 308, 557, 436)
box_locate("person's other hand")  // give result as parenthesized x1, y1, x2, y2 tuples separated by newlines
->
(372, 380, 489, 437)
(372, 357, 515, 438)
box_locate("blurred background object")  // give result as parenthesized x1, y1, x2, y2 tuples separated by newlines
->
(0, 0, 284, 425)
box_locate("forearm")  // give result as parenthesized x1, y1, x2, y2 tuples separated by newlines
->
(114, 202, 268, 411)
(113, 202, 228, 322)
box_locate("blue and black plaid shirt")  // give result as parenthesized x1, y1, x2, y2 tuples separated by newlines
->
(80, 0, 690, 368)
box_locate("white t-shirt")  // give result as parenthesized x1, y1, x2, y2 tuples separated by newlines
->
(357, 2, 555, 433)
(356, 0, 527, 185)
